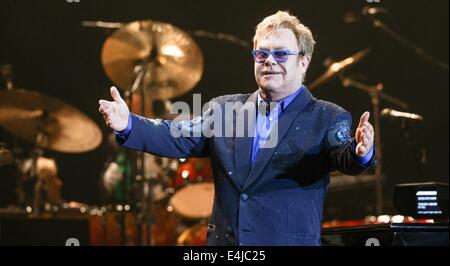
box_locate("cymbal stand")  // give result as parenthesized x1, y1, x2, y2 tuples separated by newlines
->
(31, 131, 45, 216)
(127, 60, 156, 246)
(339, 75, 409, 215)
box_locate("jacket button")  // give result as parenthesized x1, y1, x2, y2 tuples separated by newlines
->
(240, 193, 248, 201)
(226, 225, 233, 233)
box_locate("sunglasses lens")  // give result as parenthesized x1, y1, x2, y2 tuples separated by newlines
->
(273, 51, 289, 61)
(254, 51, 268, 62)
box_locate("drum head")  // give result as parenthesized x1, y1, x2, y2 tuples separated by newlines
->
(169, 182, 214, 219)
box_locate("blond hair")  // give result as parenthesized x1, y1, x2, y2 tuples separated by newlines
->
(253, 11, 316, 58)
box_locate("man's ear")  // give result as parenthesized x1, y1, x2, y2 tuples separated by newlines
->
(299, 55, 311, 68)
(299, 55, 311, 74)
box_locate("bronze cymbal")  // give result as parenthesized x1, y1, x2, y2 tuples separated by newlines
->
(309, 48, 371, 90)
(0, 89, 102, 153)
(101, 20, 204, 99)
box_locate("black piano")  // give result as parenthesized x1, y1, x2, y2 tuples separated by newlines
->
(321, 223, 449, 246)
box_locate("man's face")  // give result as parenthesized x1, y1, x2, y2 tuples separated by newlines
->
(254, 28, 309, 98)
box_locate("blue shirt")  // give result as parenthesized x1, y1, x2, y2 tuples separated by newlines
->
(251, 86, 304, 164)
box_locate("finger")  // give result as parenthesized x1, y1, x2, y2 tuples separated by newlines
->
(358, 133, 365, 143)
(99, 99, 113, 108)
(363, 136, 369, 146)
(362, 133, 371, 146)
(363, 125, 373, 138)
(362, 127, 370, 136)
(355, 128, 363, 143)
(356, 143, 367, 156)
(99, 106, 106, 115)
(358, 111, 370, 128)
(364, 129, 373, 142)
(99, 105, 109, 116)
(364, 122, 374, 136)
(110, 86, 123, 104)
(364, 121, 373, 131)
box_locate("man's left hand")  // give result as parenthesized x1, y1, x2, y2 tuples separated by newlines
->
(355, 111, 374, 157)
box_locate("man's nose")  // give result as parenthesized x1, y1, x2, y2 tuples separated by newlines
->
(264, 54, 277, 65)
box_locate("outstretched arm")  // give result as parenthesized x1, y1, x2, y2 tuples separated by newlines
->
(98, 87, 209, 158)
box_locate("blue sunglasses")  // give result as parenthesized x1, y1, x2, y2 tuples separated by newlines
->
(251, 49, 303, 63)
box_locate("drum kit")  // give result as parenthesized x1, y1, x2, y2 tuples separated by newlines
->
(0, 19, 215, 245)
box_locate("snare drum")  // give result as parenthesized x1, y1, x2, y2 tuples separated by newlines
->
(170, 182, 214, 220)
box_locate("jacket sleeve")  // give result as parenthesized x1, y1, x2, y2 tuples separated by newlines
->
(323, 111, 376, 175)
(116, 106, 215, 158)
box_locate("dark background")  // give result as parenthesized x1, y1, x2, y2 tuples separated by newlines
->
(0, 0, 448, 220)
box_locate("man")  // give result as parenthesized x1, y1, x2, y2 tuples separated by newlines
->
(99, 11, 375, 246)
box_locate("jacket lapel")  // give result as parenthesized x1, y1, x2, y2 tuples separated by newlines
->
(233, 91, 258, 188)
(242, 88, 313, 190)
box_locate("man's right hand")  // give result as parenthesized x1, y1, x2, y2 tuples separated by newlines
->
(99, 86, 130, 131)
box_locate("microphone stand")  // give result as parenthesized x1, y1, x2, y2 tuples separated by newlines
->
(367, 16, 448, 72)
(339, 75, 409, 215)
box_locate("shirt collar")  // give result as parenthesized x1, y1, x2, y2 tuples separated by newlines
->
(257, 85, 304, 113)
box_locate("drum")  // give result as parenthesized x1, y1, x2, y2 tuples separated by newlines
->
(169, 183, 214, 220)
(171, 158, 213, 189)
(34, 201, 135, 246)
(88, 204, 137, 246)
(177, 222, 208, 246)
(169, 158, 214, 220)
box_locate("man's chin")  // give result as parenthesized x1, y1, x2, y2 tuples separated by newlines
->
(259, 82, 281, 93)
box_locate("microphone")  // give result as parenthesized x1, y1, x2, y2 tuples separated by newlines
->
(381, 108, 424, 122)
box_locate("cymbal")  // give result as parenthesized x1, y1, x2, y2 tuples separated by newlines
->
(309, 48, 371, 90)
(0, 89, 102, 153)
(101, 20, 204, 99)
